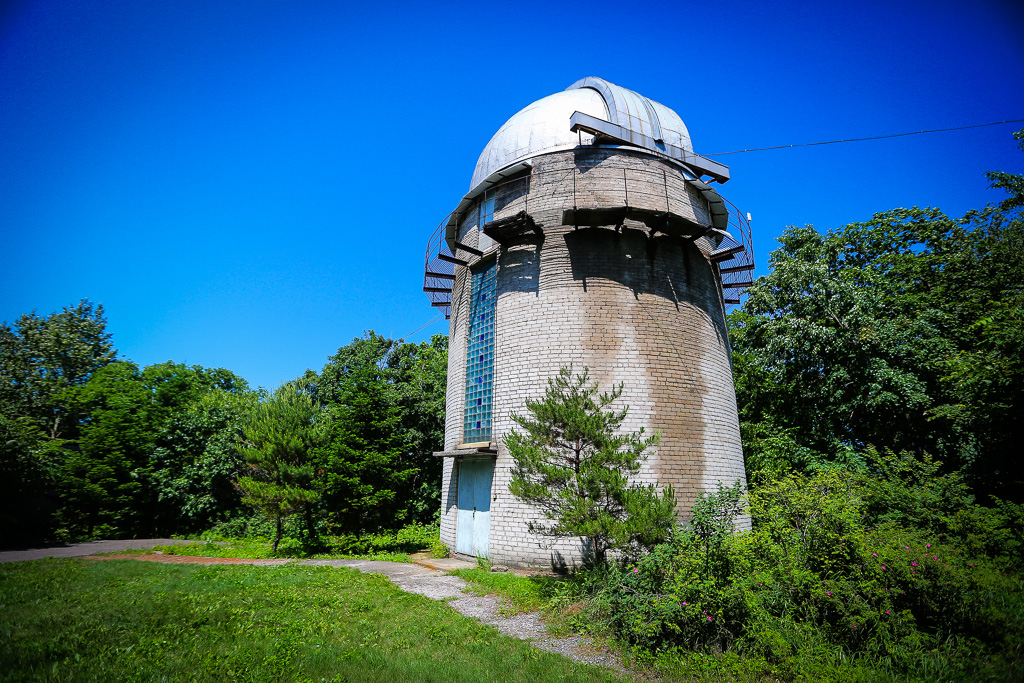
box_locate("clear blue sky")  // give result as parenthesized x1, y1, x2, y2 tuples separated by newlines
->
(2, 0, 1022, 390)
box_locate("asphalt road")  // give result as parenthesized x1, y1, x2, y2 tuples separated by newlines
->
(0, 538, 198, 563)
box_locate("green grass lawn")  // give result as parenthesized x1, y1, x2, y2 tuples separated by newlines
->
(0, 558, 626, 683)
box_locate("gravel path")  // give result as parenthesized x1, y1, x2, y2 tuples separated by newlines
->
(300, 558, 624, 671)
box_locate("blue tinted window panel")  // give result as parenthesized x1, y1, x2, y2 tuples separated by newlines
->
(464, 260, 497, 443)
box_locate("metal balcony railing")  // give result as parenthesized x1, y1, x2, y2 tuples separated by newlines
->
(423, 212, 457, 319)
(423, 165, 754, 317)
(714, 198, 755, 305)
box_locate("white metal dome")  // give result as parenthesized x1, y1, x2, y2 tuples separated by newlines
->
(469, 77, 694, 190)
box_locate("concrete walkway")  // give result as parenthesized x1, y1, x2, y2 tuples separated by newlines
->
(0, 538, 199, 563)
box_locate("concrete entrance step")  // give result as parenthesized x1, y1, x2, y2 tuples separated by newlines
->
(409, 553, 477, 572)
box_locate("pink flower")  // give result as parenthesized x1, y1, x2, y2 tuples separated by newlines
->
(904, 546, 910, 550)
(872, 553, 877, 557)
(827, 591, 831, 596)
(881, 566, 886, 570)
(707, 616, 712, 621)
(633, 568, 639, 573)
(682, 602, 687, 605)
(885, 610, 890, 615)
(911, 562, 918, 567)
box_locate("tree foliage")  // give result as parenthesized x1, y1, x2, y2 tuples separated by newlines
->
(0, 301, 119, 545)
(731, 131, 1024, 495)
(0, 301, 253, 546)
(507, 367, 676, 564)
(0, 312, 447, 548)
(315, 360, 413, 535)
(56, 360, 251, 540)
(0, 416, 55, 546)
(0, 300, 116, 441)
(57, 361, 154, 538)
(309, 332, 447, 534)
(149, 381, 254, 533)
(237, 385, 324, 552)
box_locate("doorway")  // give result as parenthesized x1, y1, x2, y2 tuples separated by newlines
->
(455, 458, 493, 558)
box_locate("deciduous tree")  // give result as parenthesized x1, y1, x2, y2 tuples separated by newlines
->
(148, 373, 253, 533)
(0, 299, 115, 441)
(731, 130, 1024, 495)
(310, 332, 447, 532)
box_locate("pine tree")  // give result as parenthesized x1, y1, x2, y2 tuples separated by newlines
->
(236, 385, 323, 552)
(507, 367, 677, 564)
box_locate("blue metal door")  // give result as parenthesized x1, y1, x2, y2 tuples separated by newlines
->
(456, 458, 493, 558)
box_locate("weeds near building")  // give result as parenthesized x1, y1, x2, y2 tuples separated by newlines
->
(598, 463, 1024, 679)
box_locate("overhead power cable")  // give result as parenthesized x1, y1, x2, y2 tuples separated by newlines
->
(705, 119, 1024, 157)
(400, 313, 445, 341)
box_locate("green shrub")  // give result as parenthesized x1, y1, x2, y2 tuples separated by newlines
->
(201, 512, 281, 541)
(395, 521, 438, 548)
(195, 520, 439, 561)
(323, 522, 439, 557)
(601, 469, 1024, 680)
(429, 536, 449, 559)
(859, 448, 1024, 571)
(273, 537, 305, 557)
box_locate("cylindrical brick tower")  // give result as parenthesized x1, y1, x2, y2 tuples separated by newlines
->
(424, 77, 754, 568)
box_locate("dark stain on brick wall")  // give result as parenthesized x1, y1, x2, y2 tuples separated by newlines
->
(440, 148, 748, 566)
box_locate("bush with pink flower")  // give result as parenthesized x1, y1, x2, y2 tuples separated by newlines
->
(597, 468, 1022, 680)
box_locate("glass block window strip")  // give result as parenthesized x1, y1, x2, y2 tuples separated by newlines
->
(463, 259, 496, 443)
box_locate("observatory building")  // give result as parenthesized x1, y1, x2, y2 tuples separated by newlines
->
(424, 77, 754, 567)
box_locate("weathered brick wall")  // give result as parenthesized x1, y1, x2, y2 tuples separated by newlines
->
(439, 262, 469, 551)
(439, 148, 748, 567)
